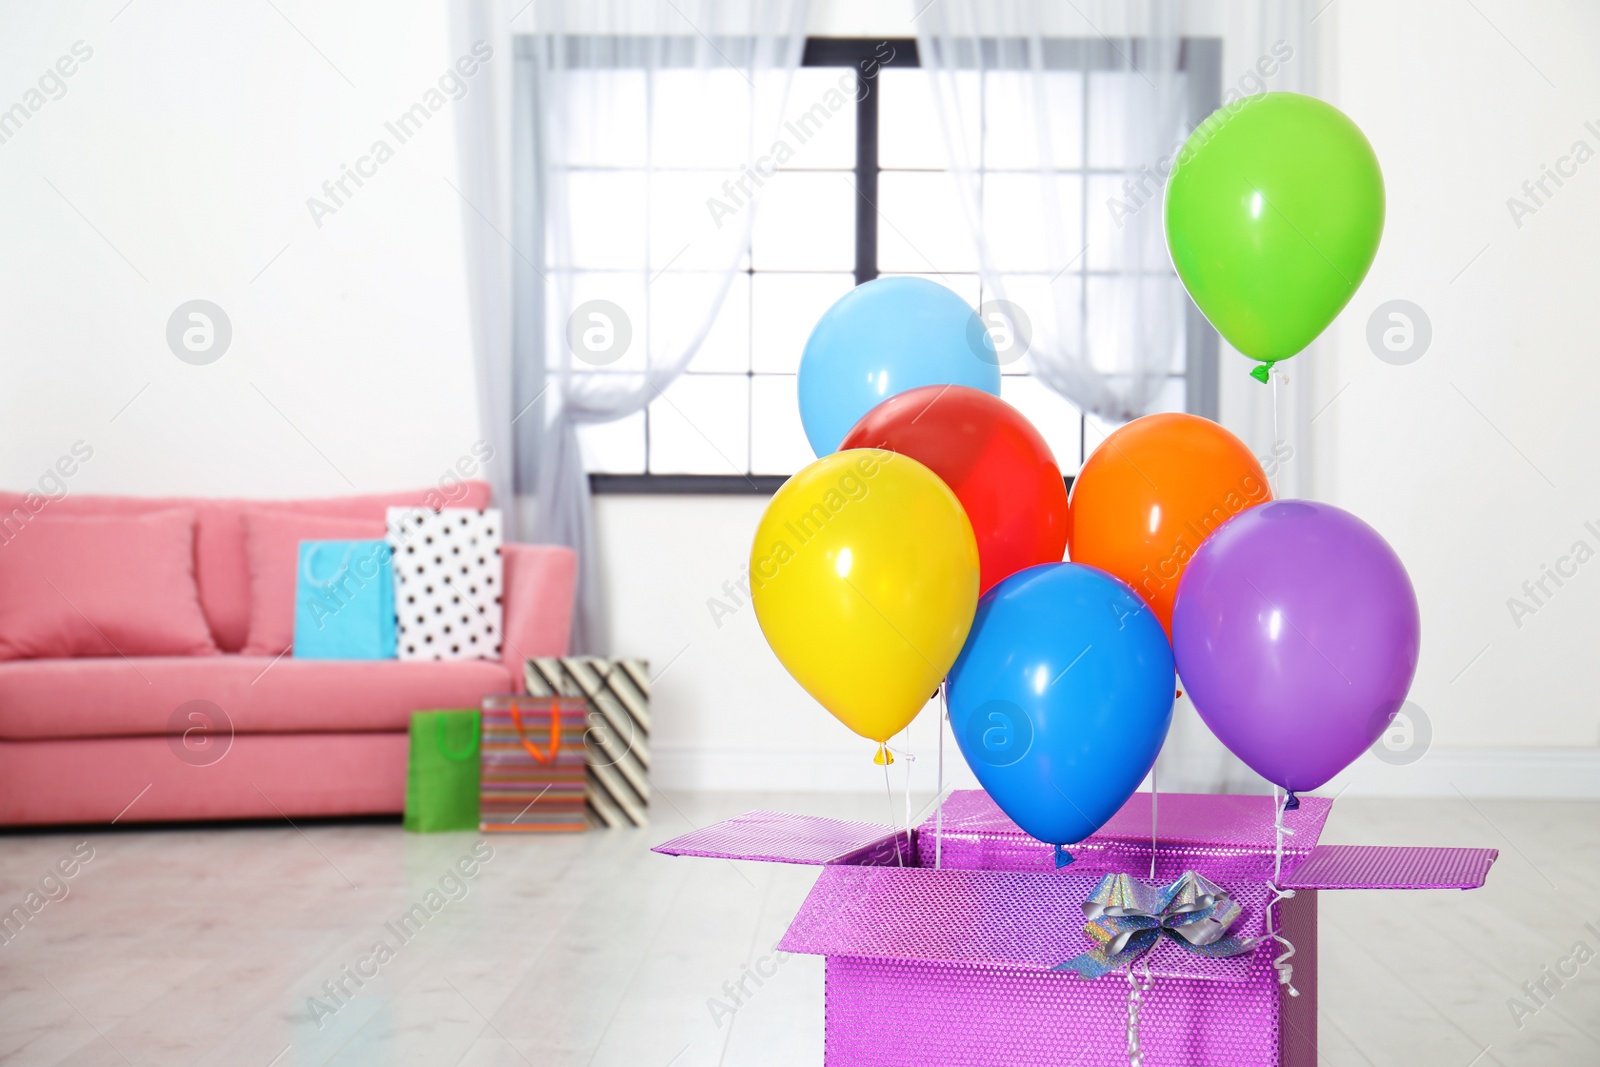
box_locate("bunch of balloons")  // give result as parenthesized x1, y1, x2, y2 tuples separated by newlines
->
(751, 92, 1417, 864)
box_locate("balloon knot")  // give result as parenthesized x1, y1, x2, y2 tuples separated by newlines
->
(1249, 363, 1271, 384)
(874, 743, 894, 767)
(1054, 844, 1074, 869)
(1283, 791, 1300, 811)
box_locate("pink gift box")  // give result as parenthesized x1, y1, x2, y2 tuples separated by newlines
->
(655, 790, 1497, 1066)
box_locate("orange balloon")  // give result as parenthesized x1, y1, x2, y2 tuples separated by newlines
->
(1067, 413, 1271, 633)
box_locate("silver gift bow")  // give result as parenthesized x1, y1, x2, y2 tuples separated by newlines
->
(1054, 870, 1259, 980)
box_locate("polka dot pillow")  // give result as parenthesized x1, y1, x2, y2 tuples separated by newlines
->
(385, 507, 503, 661)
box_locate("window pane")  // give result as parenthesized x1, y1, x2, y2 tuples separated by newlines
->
(1151, 374, 1186, 414)
(647, 373, 750, 474)
(652, 169, 754, 272)
(1085, 274, 1184, 377)
(750, 171, 856, 271)
(546, 272, 649, 374)
(661, 271, 747, 374)
(578, 407, 646, 474)
(552, 69, 648, 169)
(880, 68, 968, 170)
(1000, 375, 1084, 473)
(997, 273, 1083, 378)
(1084, 173, 1167, 273)
(563, 171, 648, 271)
(651, 68, 752, 170)
(1087, 70, 1186, 170)
(778, 68, 859, 170)
(984, 69, 1084, 171)
(982, 173, 1084, 273)
(751, 374, 814, 474)
(876, 171, 977, 273)
(751, 272, 854, 373)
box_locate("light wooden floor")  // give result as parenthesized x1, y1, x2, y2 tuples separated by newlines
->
(1, 793, 1597, 1066)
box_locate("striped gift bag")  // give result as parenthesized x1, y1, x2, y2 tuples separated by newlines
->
(478, 696, 590, 832)
(524, 658, 650, 827)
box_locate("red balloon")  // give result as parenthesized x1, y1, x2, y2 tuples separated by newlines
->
(840, 386, 1068, 594)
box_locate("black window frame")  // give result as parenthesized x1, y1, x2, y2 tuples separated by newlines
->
(584, 35, 1220, 495)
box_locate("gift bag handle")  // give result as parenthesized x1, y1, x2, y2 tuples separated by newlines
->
(302, 541, 366, 592)
(435, 713, 481, 762)
(509, 699, 561, 764)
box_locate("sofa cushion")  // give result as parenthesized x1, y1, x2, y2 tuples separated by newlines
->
(0, 510, 219, 662)
(0, 482, 491, 653)
(0, 656, 515, 740)
(241, 511, 387, 657)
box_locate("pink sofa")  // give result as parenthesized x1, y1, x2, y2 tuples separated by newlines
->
(0, 482, 577, 826)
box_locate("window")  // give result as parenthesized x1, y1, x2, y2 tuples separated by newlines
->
(532, 38, 1218, 492)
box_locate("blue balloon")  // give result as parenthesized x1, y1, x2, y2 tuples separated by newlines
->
(948, 563, 1175, 855)
(797, 277, 1002, 456)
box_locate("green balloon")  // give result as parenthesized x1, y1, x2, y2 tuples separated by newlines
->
(1165, 92, 1384, 378)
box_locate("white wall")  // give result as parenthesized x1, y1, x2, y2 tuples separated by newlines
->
(6, 0, 1599, 797)
(0, 0, 484, 500)
(1317, 1, 1600, 766)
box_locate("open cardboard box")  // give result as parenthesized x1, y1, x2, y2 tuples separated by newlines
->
(655, 789, 1497, 1066)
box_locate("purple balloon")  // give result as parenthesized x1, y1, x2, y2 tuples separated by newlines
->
(1171, 500, 1420, 793)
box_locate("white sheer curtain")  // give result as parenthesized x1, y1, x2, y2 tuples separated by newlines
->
(454, 0, 808, 653)
(916, 0, 1188, 424)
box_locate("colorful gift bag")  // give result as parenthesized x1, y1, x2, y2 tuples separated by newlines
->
(525, 657, 651, 827)
(403, 709, 482, 833)
(386, 507, 503, 662)
(479, 696, 590, 832)
(294, 539, 397, 660)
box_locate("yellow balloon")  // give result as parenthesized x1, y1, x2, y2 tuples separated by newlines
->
(751, 448, 979, 744)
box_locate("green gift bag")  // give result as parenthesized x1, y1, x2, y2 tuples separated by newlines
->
(404, 709, 481, 832)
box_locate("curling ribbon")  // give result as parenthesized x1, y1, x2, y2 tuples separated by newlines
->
(1264, 787, 1300, 996)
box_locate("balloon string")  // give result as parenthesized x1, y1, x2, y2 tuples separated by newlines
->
(1149, 762, 1159, 880)
(902, 725, 913, 855)
(883, 756, 904, 867)
(936, 682, 946, 870)
(1270, 366, 1282, 499)
(1265, 787, 1299, 997)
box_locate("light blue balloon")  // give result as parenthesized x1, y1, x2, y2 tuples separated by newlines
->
(948, 563, 1175, 855)
(797, 277, 1001, 456)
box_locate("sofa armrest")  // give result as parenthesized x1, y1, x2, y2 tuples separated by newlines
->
(500, 543, 578, 685)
